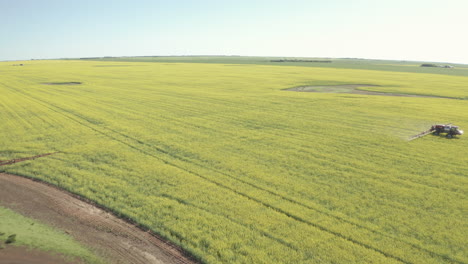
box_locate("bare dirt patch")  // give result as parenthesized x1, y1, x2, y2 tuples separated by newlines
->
(42, 82, 82, 85)
(0, 246, 80, 264)
(284, 84, 451, 98)
(0, 173, 196, 264)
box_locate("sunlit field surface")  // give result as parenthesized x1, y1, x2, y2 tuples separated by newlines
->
(1, 60, 467, 263)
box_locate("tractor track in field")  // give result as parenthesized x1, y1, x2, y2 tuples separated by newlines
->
(0, 152, 59, 166)
(2, 84, 462, 263)
(0, 172, 197, 264)
(0, 113, 454, 263)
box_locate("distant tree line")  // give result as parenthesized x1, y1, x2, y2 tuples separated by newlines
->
(271, 59, 332, 63)
(420, 63, 454, 68)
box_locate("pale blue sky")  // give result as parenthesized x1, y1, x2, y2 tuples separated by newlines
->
(1, 0, 467, 63)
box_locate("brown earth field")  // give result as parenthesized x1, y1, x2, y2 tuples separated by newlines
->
(284, 84, 455, 98)
(0, 173, 197, 264)
(0, 246, 81, 264)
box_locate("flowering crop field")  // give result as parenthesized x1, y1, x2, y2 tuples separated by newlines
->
(0, 60, 467, 263)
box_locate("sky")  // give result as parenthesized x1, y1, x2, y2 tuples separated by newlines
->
(1, 0, 467, 64)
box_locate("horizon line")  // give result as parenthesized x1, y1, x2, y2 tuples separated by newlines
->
(2, 55, 467, 65)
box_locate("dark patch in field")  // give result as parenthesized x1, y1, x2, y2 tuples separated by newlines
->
(284, 84, 455, 99)
(42, 82, 82, 85)
(337, 96, 368, 99)
(93, 65, 133, 67)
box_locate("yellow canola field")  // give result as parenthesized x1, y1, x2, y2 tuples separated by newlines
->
(0, 60, 467, 263)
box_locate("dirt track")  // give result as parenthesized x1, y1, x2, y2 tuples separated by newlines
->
(0, 173, 196, 264)
(0, 246, 80, 264)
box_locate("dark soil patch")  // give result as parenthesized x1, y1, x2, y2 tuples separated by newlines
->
(0, 246, 80, 264)
(286, 84, 378, 93)
(284, 84, 454, 99)
(42, 82, 82, 85)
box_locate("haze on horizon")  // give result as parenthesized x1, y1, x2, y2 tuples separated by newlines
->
(1, 0, 467, 64)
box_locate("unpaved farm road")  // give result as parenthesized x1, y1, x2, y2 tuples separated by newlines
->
(0, 173, 196, 264)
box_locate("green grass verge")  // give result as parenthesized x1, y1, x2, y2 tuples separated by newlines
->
(0, 206, 104, 263)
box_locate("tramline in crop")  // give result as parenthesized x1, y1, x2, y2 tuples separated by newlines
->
(0, 59, 466, 264)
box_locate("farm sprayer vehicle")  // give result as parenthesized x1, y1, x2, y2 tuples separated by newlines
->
(408, 124, 463, 141)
